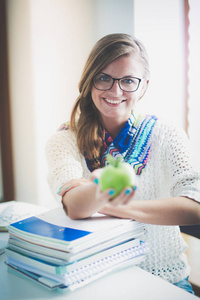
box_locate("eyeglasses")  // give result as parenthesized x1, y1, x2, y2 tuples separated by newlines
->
(93, 73, 142, 92)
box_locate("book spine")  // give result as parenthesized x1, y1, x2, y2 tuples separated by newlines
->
(5, 248, 66, 275)
(63, 242, 148, 286)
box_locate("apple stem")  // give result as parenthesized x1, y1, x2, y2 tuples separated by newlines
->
(106, 154, 122, 167)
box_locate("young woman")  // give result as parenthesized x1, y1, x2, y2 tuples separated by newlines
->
(46, 33, 200, 294)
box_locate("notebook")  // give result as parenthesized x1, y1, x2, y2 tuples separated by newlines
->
(7, 207, 146, 254)
(6, 241, 148, 291)
(5, 207, 148, 291)
(5, 239, 148, 278)
(6, 238, 144, 274)
(7, 253, 145, 291)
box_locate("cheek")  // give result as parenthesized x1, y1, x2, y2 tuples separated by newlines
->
(91, 87, 98, 102)
(91, 88, 104, 104)
(91, 88, 100, 110)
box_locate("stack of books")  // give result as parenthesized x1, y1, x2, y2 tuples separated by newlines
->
(5, 207, 148, 291)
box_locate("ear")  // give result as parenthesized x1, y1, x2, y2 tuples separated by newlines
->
(143, 79, 149, 90)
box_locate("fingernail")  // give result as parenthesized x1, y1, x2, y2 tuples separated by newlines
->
(125, 188, 131, 195)
(57, 185, 62, 194)
(109, 189, 115, 196)
(133, 186, 137, 191)
(94, 178, 99, 184)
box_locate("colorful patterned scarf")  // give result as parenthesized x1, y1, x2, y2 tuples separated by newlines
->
(100, 113, 157, 175)
(59, 113, 157, 175)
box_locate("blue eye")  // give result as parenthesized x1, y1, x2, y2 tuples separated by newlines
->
(121, 78, 135, 85)
(97, 75, 111, 82)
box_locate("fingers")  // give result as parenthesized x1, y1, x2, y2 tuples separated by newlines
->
(57, 182, 70, 196)
(89, 169, 103, 183)
(90, 169, 137, 206)
(110, 187, 136, 206)
(57, 177, 90, 196)
(93, 182, 114, 205)
(93, 177, 136, 206)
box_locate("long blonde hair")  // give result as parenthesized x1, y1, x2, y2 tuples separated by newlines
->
(70, 33, 149, 169)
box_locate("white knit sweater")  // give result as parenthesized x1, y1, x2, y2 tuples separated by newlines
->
(46, 119, 200, 284)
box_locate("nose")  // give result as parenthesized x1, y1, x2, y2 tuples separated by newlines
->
(110, 79, 123, 95)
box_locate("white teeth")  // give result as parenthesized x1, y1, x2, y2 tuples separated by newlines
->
(104, 98, 122, 104)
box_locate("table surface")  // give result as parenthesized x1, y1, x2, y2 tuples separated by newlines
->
(0, 232, 198, 300)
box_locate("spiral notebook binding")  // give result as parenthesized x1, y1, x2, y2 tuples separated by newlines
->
(64, 242, 148, 287)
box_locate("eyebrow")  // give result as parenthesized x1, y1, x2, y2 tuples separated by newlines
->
(99, 72, 136, 78)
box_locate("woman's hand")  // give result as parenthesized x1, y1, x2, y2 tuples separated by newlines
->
(90, 169, 136, 207)
(57, 177, 91, 196)
(59, 170, 136, 219)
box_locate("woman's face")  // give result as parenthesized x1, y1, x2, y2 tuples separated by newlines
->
(91, 53, 148, 127)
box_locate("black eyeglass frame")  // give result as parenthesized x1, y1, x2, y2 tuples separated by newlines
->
(92, 73, 142, 93)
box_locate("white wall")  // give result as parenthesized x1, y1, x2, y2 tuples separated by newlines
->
(29, 0, 95, 208)
(134, 0, 186, 129)
(6, 0, 94, 207)
(93, 0, 134, 39)
(6, 0, 38, 205)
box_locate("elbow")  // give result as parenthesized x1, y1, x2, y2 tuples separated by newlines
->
(67, 209, 91, 220)
(191, 199, 200, 225)
(62, 200, 91, 220)
(61, 200, 78, 220)
(182, 197, 200, 225)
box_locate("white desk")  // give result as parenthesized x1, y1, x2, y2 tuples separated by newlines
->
(0, 232, 198, 300)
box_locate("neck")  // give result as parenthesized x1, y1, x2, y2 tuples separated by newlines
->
(101, 116, 129, 139)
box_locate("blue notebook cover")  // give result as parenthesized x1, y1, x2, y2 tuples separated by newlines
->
(7, 207, 141, 252)
(10, 217, 91, 242)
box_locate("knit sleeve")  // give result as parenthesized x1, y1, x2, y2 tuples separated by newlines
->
(162, 122, 200, 203)
(45, 130, 86, 202)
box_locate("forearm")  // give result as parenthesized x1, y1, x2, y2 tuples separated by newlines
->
(62, 183, 107, 219)
(100, 196, 200, 225)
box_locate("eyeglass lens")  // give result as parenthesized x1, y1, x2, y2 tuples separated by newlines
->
(93, 74, 141, 92)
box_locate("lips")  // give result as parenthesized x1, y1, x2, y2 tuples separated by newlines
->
(103, 98, 125, 104)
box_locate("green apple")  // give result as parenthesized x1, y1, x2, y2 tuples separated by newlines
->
(99, 154, 137, 198)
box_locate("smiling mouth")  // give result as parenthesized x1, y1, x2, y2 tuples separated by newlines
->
(103, 98, 126, 104)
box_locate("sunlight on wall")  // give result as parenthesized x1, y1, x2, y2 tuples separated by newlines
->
(30, 0, 96, 207)
(6, 0, 94, 207)
(6, 0, 38, 204)
(134, 0, 185, 129)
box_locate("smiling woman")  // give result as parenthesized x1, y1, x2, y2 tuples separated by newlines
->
(90, 54, 147, 137)
(69, 34, 150, 169)
(46, 33, 200, 295)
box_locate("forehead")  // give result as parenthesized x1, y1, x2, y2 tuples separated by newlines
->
(101, 53, 144, 77)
